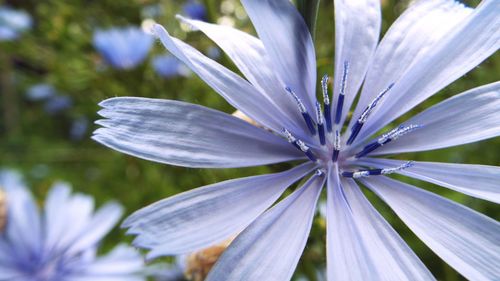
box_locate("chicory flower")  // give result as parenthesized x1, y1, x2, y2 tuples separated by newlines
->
(94, 0, 500, 280)
(0, 170, 145, 281)
(93, 26, 153, 70)
(0, 6, 31, 41)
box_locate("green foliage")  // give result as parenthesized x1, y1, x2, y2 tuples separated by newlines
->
(0, 0, 498, 280)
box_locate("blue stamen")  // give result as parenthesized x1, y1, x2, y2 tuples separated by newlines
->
(296, 140, 318, 162)
(346, 121, 362, 145)
(346, 83, 395, 145)
(321, 75, 332, 132)
(341, 161, 413, 178)
(354, 124, 422, 158)
(334, 61, 349, 124)
(285, 86, 316, 135)
(315, 102, 326, 145)
(332, 130, 341, 162)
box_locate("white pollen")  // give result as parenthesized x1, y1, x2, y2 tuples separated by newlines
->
(352, 170, 370, 179)
(381, 161, 414, 175)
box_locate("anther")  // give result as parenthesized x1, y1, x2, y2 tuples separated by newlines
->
(380, 161, 413, 175)
(346, 83, 394, 145)
(314, 169, 326, 177)
(282, 128, 301, 150)
(341, 161, 413, 179)
(285, 86, 316, 135)
(332, 130, 340, 162)
(334, 61, 349, 125)
(355, 124, 421, 158)
(315, 102, 326, 145)
(321, 75, 332, 132)
(296, 140, 318, 162)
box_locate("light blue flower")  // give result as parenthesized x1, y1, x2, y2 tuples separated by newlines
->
(152, 54, 191, 78)
(25, 84, 57, 101)
(43, 95, 72, 115)
(182, 1, 207, 21)
(0, 170, 145, 281)
(70, 117, 89, 141)
(0, 6, 31, 41)
(93, 26, 153, 70)
(94, 0, 500, 280)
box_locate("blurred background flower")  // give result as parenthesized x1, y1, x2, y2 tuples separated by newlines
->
(0, 6, 31, 41)
(0, 169, 145, 280)
(93, 26, 153, 70)
(182, 1, 207, 21)
(152, 54, 191, 78)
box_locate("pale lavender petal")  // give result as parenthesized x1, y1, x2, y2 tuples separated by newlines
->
(176, 16, 309, 138)
(3, 177, 42, 259)
(78, 245, 144, 276)
(354, 158, 500, 204)
(94, 97, 303, 168)
(66, 202, 123, 255)
(151, 24, 292, 133)
(206, 173, 324, 281)
(332, 0, 381, 127)
(362, 176, 500, 281)
(349, 0, 472, 136)
(241, 0, 317, 115)
(370, 82, 500, 154)
(123, 163, 316, 258)
(326, 171, 433, 281)
(44, 183, 94, 253)
(356, 0, 500, 143)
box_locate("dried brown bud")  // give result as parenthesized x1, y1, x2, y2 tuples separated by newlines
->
(185, 238, 233, 281)
(0, 189, 6, 231)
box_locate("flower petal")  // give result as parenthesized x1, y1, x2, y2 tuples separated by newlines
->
(151, 24, 289, 134)
(353, 158, 500, 204)
(332, 0, 381, 126)
(94, 97, 303, 168)
(241, 0, 317, 115)
(326, 171, 433, 281)
(370, 82, 500, 154)
(123, 163, 316, 258)
(357, 0, 500, 143)
(362, 176, 500, 281)
(79, 245, 144, 276)
(176, 16, 308, 137)
(349, 0, 472, 137)
(206, 172, 324, 281)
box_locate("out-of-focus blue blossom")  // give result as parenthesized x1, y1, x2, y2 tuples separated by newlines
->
(152, 54, 191, 78)
(0, 169, 145, 281)
(0, 6, 31, 41)
(43, 95, 72, 115)
(182, 1, 207, 21)
(25, 84, 56, 101)
(93, 26, 153, 70)
(70, 117, 89, 141)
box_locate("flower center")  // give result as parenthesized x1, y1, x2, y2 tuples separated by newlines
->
(280, 60, 418, 179)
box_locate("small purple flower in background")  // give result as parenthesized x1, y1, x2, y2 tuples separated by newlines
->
(182, 1, 207, 21)
(0, 169, 145, 281)
(152, 54, 191, 78)
(25, 84, 56, 102)
(70, 116, 89, 141)
(26, 84, 73, 115)
(0, 6, 31, 41)
(94, 0, 500, 280)
(93, 26, 153, 70)
(43, 95, 72, 115)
